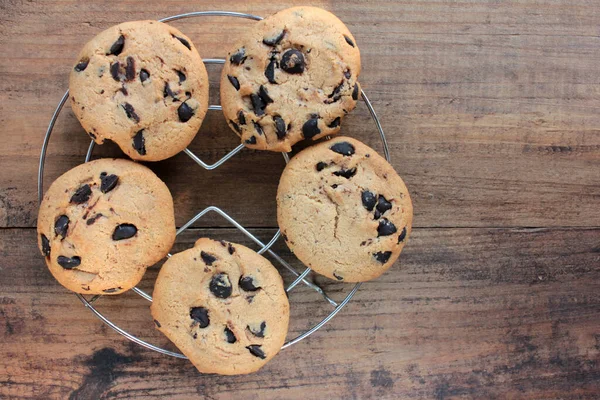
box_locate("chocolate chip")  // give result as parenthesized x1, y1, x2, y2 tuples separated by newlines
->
(227, 75, 240, 90)
(173, 35, 191, 50)
(245, 136, 257, 145)
(178, 101, 194, 122)
(328, 117, 341, 129)
(247, 345, 266, 359)
(239, 276, 260, 291)
(190, 307, 209, 328)
(258, 85, 273, 104)
(86, 213, 103, 225)
(247, 321, 267, 338)
(224, 326, 237, 343)
(250, 94, 266, 116)
(344, 69, 351, 79)
(265, 58, 278, 83)
(228, 243, 235, 255)
(327, 82, 343, 102)
(398, 227, 407, 243)
(41, 234, 50, 257)
(103, 287, 121, 293)
(344, 35, 355, 47)
(118, 85, 128, 96)
(70, 184, 91, 204)
(362, 190, 377, 211)
(57, 255, 81, 269)
(163, 82, 178, 100)
(316, 162, 328, 171)
(274, 116, 286, 139)
(112, 224, 137, 240)
(230, 48, 246, 65)
(209, 273, 232, 299)
(140, 69, 150, 82)
(122, 103, 140, 123)
(100, 174, 119, 193)
(377, 219, 397, 237)
(333, 272, 344, 281)
(377, 195, 392, 215)
(176, 70, 186, 83)
(352, 83, 359, 100)
(54, 215, 69, 239)
(333, 168, 356, 179)
(109, 35, 125, 55)
(125, 57, 135, 81)
(110, 62, 121, 81)
(263, 30, 285, 46)
(201, 251, 217, 265)
(74, 58, 89, 72)
(330, 141, 355, 156)
(302, 116, 320, 139)
(374, 251, 392, 264)
(237, 110, 246, 125)
(132, 130, 146, 155)
(280, 49, 305, 74)
(153, 319, 161, 328)
(374, 210, 381, 220)
(230, 120, 241, 133)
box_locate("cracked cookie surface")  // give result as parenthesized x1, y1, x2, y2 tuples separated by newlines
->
(220, 6, 361, 152)
(37, 158, 175, 294)
(277, 137, 413, 282)
(69, 20, 209, 161)
(151, 238, 289, 375)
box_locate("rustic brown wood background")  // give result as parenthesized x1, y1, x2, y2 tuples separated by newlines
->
(1, 0, 599, 399)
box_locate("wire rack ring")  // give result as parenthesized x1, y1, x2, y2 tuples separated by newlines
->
(37, 11, 391, 358)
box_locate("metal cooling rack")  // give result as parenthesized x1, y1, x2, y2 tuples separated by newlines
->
(37, 11, 390, 358)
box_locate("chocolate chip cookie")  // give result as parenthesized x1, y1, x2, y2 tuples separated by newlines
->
(37, 158, 176, 294)
(151, 238, 290, 375)
(277, 137, 413, 282)
(69, 20, 209, 161)
(220, 6, 361, 152)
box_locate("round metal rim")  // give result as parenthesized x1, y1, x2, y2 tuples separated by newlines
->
(37, 10, 390, 359)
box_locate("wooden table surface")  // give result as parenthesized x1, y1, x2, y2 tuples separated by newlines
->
(1, 1, 599, 399)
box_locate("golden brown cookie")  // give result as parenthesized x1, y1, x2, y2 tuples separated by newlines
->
(151, 238, 290, 375)
(37, 158, 175, 294)
(220, 7, 361, 152)
(277, 137, 413, 282)
(69, 20, 209, 161)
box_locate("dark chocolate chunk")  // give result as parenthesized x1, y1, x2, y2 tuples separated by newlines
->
(265, 58, 278, 84)
(86, 213, 103, 226)
(173, 35, 191, 50)
(230, 120, 241, 133)
(376, 195, 392, 215)
(178, 101, 195, 122)
(245, 136, 257, 145)
(122, 103, 140, 123)
(263, 30, 285, 46)
(274, 116, 287, 139)
(201, 251, 217, 266)
(316, 162, 328, 171)
(377, 219, 397, 237)
(352, 83, 359, 100)
(333, 168, 356, 179)
(227, 75, 240, 90)
(248, 321, 266, 338)
(103, 287, 121, 293)
(374, 210, 381, 220)
(110, 62, 121, 81)
(344, 35, 355, 47)
(374, 251, 392, 264)
(247, 345, 266, 359)
(118, 85, 128, 96)
(57, 255, 81, 269)
(230, 48, 246, 65)
(302, 116, 320, 139)
(253, 121, 264, 136)
(190, 307, 209, 328)
(163, 82, 178, 100)
(70, 184, 92, 204)
(250, 93, 266, 116)
(209, 273, 232, 299)
(330, 141, 355, 156)
(332, 183, 339, 189)
(125, 56, 135, 81)
(109, 35, 125, 55)
(398, 227, 407, 243)
(344, 69, 351, 79)
(333, 272, 344, 281)
(100, 174, 119, 193)
(224, 327, 237, 343)
(280, 49, 305, 74)
(361, 190, 377, 211)
(140, 69, 150, 82)
(132, 130, 146, 155)
(176, 70, 186, 83)
(258, 85, 273, 104)
(237, 110, 246, 125)
(328, 117, 341, 129)
(327, 82, 343, 102)
(239, 276, 260, 292)
(112, 224, 137, 240)
(228, 243, 235, 255)
(54, 215, 69, 239)
(153, 319, 161, 328)
(74, 58, 89, 72)
(41, 234, 50, 257)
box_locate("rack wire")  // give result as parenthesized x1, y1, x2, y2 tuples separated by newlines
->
(37, 11, 390, 358)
